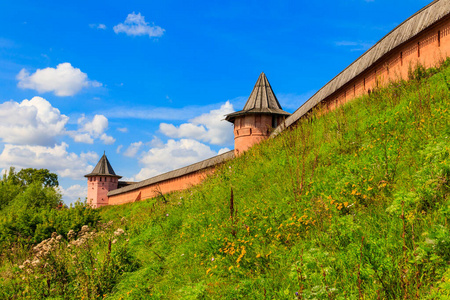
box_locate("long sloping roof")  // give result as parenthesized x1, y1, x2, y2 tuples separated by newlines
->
(272, 0, 450, 135)
(225, 72, 290, 122)
(107, 150, 235, 196)
(85, 154, 122, 178)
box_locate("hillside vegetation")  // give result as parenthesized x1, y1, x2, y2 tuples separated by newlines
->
(2, 61, 450, 299)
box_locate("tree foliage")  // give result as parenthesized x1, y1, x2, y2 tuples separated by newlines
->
(0, 167, 60, 210)
(0, 167, 100, 254)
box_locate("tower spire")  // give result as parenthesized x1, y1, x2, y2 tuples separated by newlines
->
(225, 73, 290, 155)
(84, 153, 121, 208)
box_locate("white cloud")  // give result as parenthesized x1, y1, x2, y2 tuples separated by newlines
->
(117, 127, 128, 133)
(135, 168, 159, 181)
(135, 139, 218, 181)
(335, 40, 373, 52)
(218, 147, 231, 154)
(116, 145, 123, 154)
(68, 114, 115, 145)
(17, 63, 102, 96)
(79, 114, 108, 135)
(59, 184, 87, 204)
(159, 101, 234, 146)
(114, 12, 164, 38)
(0, 96, 68, 146)
(0, 143, 98, 180)
(124, 141, 143, 158)
(71, 133, 94, 144)
(102, 102, 223, 121)
(100, 133, 115, 145)
(89, 23, 107, 30)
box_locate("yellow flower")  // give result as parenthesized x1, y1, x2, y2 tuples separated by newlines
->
(206, 268, 211, 274)
(367, 186, 373, 191)
(256, 253, 261, 258)
(228, 266, 233, 271)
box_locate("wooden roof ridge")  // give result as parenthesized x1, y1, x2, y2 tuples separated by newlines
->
(225, 72, 290, 122)
(244, 72, 282, 110)
(85, 153, 122, 178)
(107, 150, 235, 197)
(272, 0, 450, 136)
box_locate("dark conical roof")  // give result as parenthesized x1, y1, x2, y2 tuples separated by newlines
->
(84, 153, 122, 178)
(225, 72, 290, 122)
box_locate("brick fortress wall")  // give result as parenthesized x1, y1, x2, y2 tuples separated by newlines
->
(320, 17, 450, 113)
(104, 5, 450, 207)
(107, 168, 213, 206)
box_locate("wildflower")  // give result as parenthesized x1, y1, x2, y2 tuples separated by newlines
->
(211, 257, 215, 261)
(114, 228, 125, 236)
(166, 214, 169, 217)
(67, 230, 76, 240)
(31, 259, 40, 267)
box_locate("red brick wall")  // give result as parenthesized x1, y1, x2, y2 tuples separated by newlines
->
(105, 16, 450, 207)
(107, 168, 213, 206)
(234, 114, 286, 155)
(87, 176, 119, 208)
(321, 17, 450, 112)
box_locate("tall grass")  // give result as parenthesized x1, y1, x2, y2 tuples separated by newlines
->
(2, 60, 450, 299)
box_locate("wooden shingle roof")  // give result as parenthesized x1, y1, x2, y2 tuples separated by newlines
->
(107, 150, 235, 196)
(85, 153, 122, 178)
(272, 0, 450, 136)
(225, 72, 290, 122)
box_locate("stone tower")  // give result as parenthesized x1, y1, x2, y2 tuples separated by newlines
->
(225, 72, 290, 155)
(84, 153, 122, 208)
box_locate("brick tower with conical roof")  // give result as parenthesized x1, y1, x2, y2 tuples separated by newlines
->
(225, 73, 290, 155)
(84, 153, 122, 208)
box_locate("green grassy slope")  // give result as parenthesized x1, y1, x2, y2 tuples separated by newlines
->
(2, 62, 449, 300)
(97, 62, 450, 299)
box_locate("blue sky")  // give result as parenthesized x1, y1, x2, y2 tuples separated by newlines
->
(0, 0, 431, 204)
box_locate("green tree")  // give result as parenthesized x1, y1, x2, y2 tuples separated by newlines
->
(0, 167, 60, 211)
(16, 168, 59, 187)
